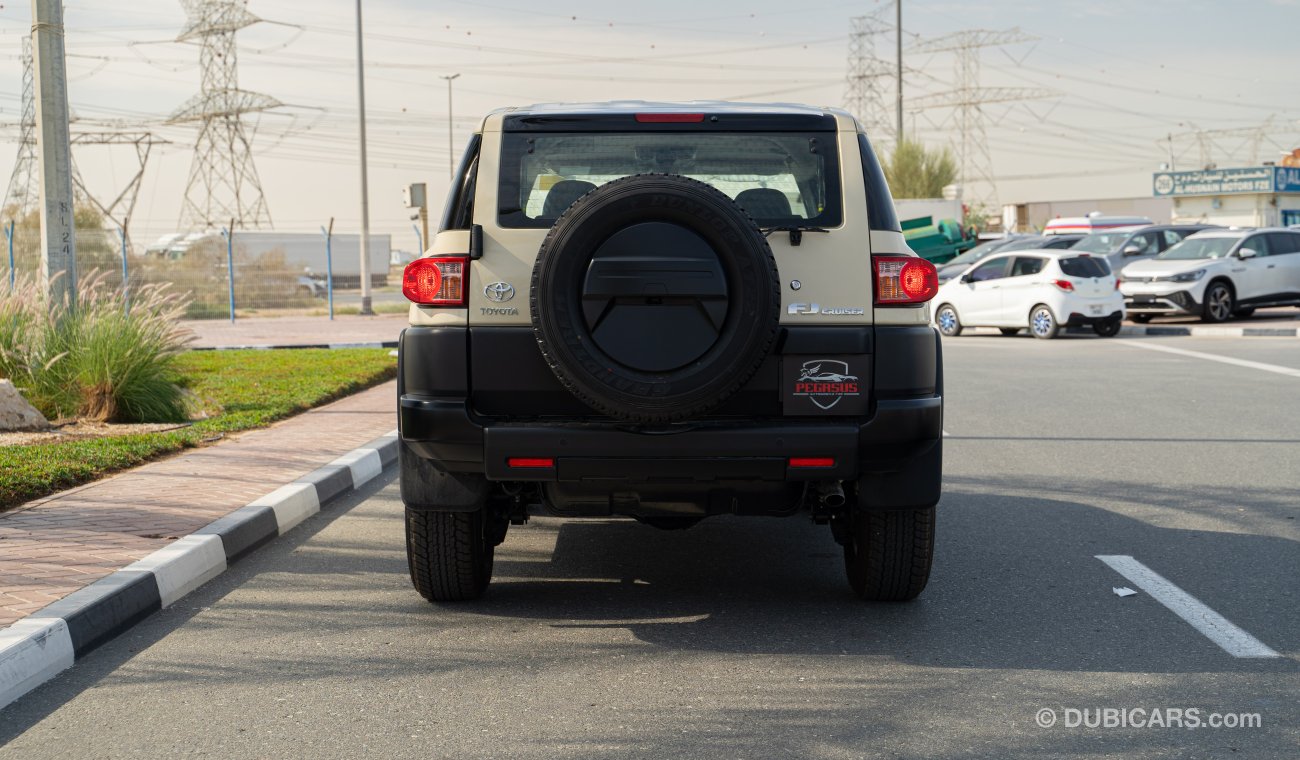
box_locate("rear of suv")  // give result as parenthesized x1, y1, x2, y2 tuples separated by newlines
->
(398, 102, 943, 603)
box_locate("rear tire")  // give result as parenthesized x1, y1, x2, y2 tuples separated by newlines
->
(936, 304, 962, 337)
(998, 327, 1020, 337)
(1092, 317, 1122, 337)
(843, 507, 935, 601)
(1131, 314, 1153, 324)
(1029, 304, 1060, 340)
(406, 507, 497, 602)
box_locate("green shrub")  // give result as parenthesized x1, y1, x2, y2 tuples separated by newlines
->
(0, 272, 193, 423)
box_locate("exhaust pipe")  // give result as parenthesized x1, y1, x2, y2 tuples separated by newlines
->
(817, 481, 846, 509)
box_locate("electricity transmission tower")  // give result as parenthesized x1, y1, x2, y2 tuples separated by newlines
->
(5, 38, 169, 250)
(71, 132, 171, 245)
(843, 10, 896, 145)
(4, 38, 43, 216)
(908, 28, 1054, 210)
(1168, 117, 1291, 170)
(168, 0, 283, 231)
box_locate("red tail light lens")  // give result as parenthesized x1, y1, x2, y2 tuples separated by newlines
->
(635, 113, 706, 123)
(874, 256, 939, 305)
(403, 256, 469, 306)
(1052, 279, 1075, 292)
(508, 458, 554, 468)
(1114, 277, 1122, 291)
(789, 457, 836, 468)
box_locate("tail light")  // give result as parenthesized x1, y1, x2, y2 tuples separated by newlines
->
(789, 457, 836, 468)
(403, 256, 469, 307)
(1114, 277, 1122, 291)
(874, 256, 939, 306)
(1052, 279, 1075, 293)
(635, 113, 705, 123)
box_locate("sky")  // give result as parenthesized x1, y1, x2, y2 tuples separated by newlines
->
(0, 0, 1297, 250)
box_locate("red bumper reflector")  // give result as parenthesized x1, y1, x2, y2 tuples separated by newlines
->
(789, 457, 835, 468)
(508, 458, 555, 468)
(635, 113, 706, 123)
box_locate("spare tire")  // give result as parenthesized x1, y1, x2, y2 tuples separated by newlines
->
(531, 173, 781, 423)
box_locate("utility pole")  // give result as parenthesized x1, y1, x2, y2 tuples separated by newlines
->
(895, 1, 903, 143)
(32, 0, 77, 310)
(355, 0, 373, 315)
(441, 74, 460, 181)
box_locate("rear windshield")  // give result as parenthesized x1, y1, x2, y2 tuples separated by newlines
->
(497, 132, 842, 229)
(1058, 256, 1112, 278)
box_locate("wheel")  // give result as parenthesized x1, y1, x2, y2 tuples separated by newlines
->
(935, 304, 962, 337)
(405, 507, 498, 602)
(843, 507, 935, 601)
(530, 173, 781, 423)
(1029, 304, 1060, 340)
(1201, 281, 1234, 323)
(1092, 317, 1122, 337)
(1233, 307, 1255, 318)
(998, 327, 1020, 337)
(1131, 314, 1153, 324)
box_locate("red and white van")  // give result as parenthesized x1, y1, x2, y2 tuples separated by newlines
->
(1043, 214, 1152, 235)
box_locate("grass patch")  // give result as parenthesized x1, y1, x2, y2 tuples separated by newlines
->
(0, 348, 396, 510)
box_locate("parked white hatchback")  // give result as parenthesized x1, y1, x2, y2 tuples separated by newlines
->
(1119, 228, 1300, 323)
(934, 250, 1125, 339)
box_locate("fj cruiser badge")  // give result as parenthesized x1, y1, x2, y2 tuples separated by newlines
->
(788, 303, 866, 316)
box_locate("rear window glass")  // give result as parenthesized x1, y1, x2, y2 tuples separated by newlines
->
(1059, 256, 1111, 278)
(498, 132, 842, 229)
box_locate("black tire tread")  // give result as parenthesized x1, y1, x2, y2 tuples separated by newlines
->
(406, 508, 492, 602)
(845, 506, 935, 601)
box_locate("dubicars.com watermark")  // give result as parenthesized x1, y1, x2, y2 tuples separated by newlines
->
(1035, 707, 1262, 730)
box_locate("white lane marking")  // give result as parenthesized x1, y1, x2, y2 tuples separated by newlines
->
(1117, 340, 1300, 379)
(1096, 555, 1280, 658)
(943, 430, 950, 438)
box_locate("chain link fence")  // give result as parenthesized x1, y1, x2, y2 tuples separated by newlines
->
(3, 214, 407, 319)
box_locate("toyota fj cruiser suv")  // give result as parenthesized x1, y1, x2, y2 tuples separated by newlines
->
(398, 102, 943, 603)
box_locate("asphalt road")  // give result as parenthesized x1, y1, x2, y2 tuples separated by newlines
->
(3, 335, 1297, 758)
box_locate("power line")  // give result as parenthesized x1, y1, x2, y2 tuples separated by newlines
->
(843, 10, 895, 144)
(909, 28, 1056, 209)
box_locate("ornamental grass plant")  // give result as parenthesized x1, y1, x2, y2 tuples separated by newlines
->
(0, 272, 193, 423)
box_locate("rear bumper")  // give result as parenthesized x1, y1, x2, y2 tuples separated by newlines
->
(398, 323, 943, 509)
(400, 395, 942, 482)
(1063, 309, 1124, 327)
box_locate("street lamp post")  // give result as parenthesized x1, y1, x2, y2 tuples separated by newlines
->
(355, 0, 374, 315)
(441, 74, 460, 182)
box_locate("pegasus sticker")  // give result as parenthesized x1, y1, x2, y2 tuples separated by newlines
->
(793, 360, 861, 410)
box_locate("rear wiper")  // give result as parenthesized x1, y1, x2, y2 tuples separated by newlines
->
(760, 226, 830, 247)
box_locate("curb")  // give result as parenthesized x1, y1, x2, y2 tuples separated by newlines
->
(0, 431, 399, 710)
(191, 341, 399, 352)
(1118, 325, 1299, 337)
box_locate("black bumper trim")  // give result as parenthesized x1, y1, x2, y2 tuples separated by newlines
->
(401, 395, 942, 481)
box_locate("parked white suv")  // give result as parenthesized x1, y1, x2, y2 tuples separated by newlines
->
(934, 250, 1124, 339)
(1119, 228, 1300, 323)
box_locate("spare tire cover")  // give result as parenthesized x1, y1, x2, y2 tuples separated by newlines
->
(531, 173, 781, 423)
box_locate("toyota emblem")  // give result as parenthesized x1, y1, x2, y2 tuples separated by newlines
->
(484, 282, 516, 303)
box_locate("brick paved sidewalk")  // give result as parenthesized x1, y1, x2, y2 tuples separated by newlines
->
(0, 381, 398, 629)
(181, 314, 408, 349)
